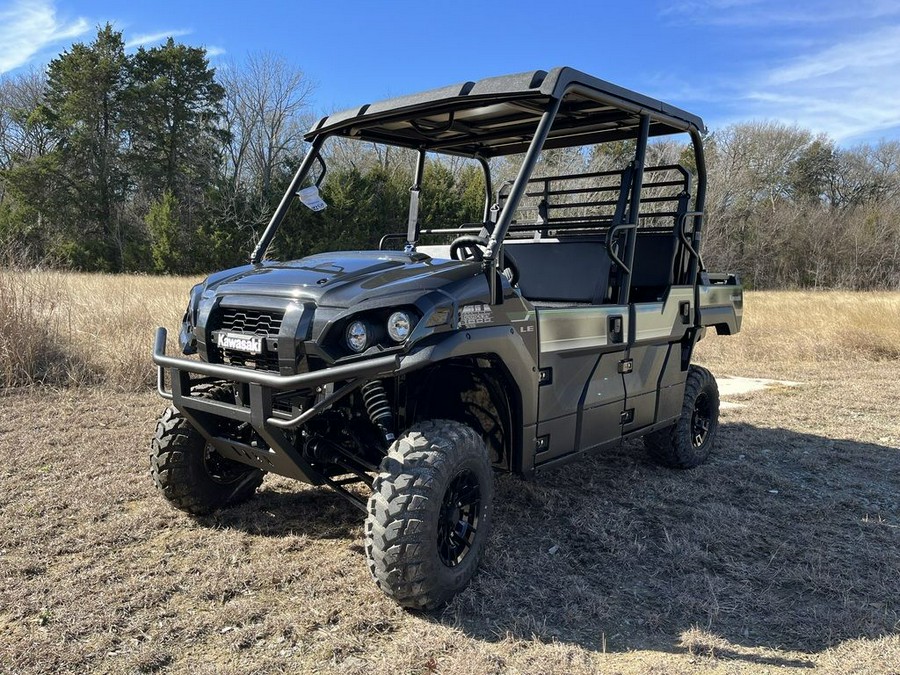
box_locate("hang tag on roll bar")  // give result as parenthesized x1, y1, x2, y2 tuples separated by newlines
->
(297, 185, 327, 212)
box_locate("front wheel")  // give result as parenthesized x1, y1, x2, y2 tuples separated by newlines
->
(365, 420, 493, 610)
(150, 384, 265, 515)
(644, 365, 720, 469)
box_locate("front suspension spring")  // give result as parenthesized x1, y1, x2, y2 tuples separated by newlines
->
(361, 379, 395, 443)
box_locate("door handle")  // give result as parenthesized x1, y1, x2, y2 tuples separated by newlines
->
(608, 315, 624, 344)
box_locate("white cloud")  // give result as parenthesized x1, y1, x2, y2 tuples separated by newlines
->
(0, 0, 89, 73)
(766, 25, 900, 85)
(653, 1, 900, 142)
(124, 29, 192, 50)
(205, 46, 226, 57)
(746, 25, 900, 141)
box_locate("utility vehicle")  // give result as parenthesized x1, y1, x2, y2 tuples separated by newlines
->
(151, 67, 742, 609)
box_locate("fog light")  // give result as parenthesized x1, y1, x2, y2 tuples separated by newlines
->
(387, 311, 412, 342)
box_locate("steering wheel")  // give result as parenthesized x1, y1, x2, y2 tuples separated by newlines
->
(449, 235, 486, 262)
(449, 235, 519, 286)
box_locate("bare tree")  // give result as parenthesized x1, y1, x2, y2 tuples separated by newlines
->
(831, 141, 900, 206)
(0, 68, 54, 172)
(220, 52, 315, 198)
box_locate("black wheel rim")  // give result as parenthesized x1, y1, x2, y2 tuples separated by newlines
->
(691, 391, 712, 448)
(437, 469, 481, 567)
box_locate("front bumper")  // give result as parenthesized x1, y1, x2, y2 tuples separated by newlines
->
(152, 321, 533, 484)
(154, 327, 398, 408)
(152, 326, 400, 488)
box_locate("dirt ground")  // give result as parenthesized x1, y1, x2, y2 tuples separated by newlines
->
(1, 356, 898, 674)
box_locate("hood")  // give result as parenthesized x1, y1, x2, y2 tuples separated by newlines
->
(202, 250, 479, 307)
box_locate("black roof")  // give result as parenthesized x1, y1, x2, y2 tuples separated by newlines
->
(306, 67, 705, 157)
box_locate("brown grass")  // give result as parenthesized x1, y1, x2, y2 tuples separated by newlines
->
(695, 290, 900, 371)
(1, 278, 899, 673)
(0, 269, 195, 389)
(2, 270, 898, 389)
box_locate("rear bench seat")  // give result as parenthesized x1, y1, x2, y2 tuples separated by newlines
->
(629, 233, 679, 302)
(505, 232, 680, 305)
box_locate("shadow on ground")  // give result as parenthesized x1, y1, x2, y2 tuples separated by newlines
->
(211, 483, 361, 540)
(432, 422, 900, 661)
(198, 421, 899, 664)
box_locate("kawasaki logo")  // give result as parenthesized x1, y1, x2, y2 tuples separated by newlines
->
(216, 332, 263, 354)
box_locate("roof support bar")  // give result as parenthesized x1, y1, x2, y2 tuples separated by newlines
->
(251, 134, 326, 264)
(687, 128, 709, 327)
(406, 149, 426, 251)
(688, 128, 707, 282)
(476, 156, 493, 223)
(617, 113, 650, 305)
(486, 95, 563, 260)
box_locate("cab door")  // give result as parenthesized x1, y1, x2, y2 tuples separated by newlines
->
(533, 305, 628, 466)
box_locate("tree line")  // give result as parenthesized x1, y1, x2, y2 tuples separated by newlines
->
(0, 25, 484, 275)
(1, 26, 898, 289)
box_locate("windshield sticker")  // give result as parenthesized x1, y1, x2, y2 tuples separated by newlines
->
(297, 185, 327, 212)
(459, 303, 494, 327)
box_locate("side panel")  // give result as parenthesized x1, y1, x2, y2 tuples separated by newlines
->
(534, 306, 628, 464)
(632, 286, 694, 343)
(578, 352, 628, 450)
(699, 282, 744, 334)
(622, 344, 670, 431)
(658, 341, 686, 422)
(624, 287, 693, 432)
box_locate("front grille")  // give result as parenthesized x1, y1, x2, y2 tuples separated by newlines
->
(219, 308, 284, 336)
(208, 306, 286, 373)
(213, 348, 281, 372)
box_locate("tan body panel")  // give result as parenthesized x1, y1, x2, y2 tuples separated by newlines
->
(531, 286, 707, 464)
(699, 282, 743, 334)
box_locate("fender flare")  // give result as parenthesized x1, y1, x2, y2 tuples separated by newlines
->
(398, 325, 538, 428)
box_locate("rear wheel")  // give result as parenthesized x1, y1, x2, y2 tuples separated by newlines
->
(365, 419, 493, 610)
(644, 365, 719, 469)
(150, 384, 264, 515)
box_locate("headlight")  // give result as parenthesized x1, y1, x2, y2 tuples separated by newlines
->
(387, 311, 412, 342)
(346, 320, 369, 353)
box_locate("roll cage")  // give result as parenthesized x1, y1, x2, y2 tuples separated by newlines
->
(250, 66, 709, 309)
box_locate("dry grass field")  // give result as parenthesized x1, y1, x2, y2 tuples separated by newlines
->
(0, 270, 195, 390)
(1, 271, 899, 674)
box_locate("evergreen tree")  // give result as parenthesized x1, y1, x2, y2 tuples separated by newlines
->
(126, 39, 226, 202)
(146, 189, 182, 273)
(41, 24, 129, 270)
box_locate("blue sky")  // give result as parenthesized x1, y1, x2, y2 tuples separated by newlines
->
(2, 0, 900, 144)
